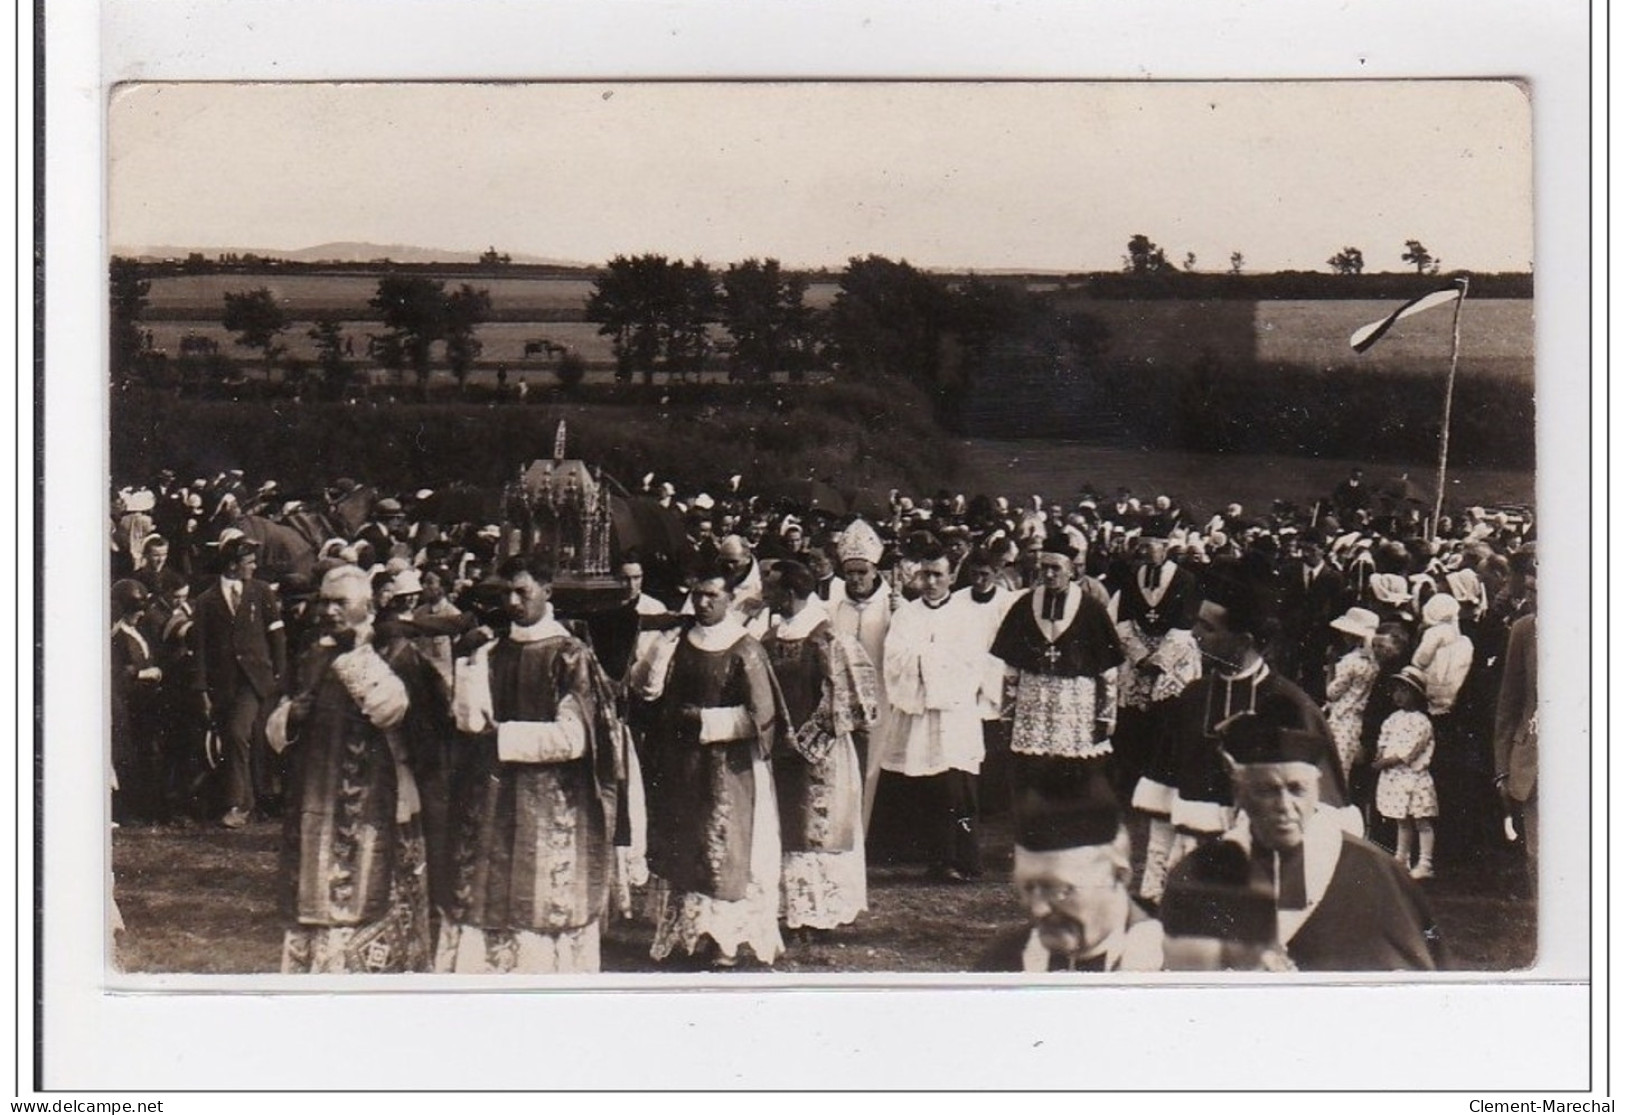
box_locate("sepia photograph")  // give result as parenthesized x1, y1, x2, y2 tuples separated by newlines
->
(27, 0, 1602, 1093)
(101, 78, 1544, 982)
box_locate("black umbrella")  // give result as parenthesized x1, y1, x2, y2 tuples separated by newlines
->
(609, 495, 689, 561)
(418, 483, 503, 527)
(843, 487, 893, 521)
(608, 495, 691, 604)
(1378, 475, 1429, 506)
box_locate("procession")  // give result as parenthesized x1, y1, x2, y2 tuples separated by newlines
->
(107, 443, 1538, 976)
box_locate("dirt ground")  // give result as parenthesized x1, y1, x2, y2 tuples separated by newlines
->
(111, 805, 1536, 976)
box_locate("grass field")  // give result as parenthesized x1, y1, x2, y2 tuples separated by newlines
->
(140, 272, 1532, 380)
(1253, 299, 1533, 376)
(111, 810, 1534, 976)
(954, 439, 1535, 524)
(143, 319, 625, 370)
(1075, 299, 1533, 380)
(144, 274, 843, 317)
(145, 274, 603, 315)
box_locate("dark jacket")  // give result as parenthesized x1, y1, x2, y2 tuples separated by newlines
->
(191, 577, 286, 701)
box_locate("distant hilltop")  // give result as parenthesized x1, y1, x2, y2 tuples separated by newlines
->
(113, 241, 593, 267)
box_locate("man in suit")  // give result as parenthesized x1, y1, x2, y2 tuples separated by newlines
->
(191, 537, 287, 827)
(1494, 610, 1538, 896)
(1279, 536, 1346, 701)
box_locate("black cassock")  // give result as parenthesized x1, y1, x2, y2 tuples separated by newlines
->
(989, 587, 1124, 680)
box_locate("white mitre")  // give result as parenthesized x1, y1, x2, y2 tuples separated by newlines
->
(836, 518, 884, 566)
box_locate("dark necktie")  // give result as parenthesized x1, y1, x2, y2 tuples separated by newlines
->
(1042, 590, 1066, 622)
(1251, 841, 1308, 910)
(1146, 564, 1162, 591)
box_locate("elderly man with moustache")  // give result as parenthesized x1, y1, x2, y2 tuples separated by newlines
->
(975, 782, 1162, 973)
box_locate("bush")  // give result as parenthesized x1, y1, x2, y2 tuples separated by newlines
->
(1097, 356, 1533, 469)
(553, 352, 587, 392)
(109, 373, 963, 496)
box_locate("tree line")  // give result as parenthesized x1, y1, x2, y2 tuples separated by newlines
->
(111, 253, 1117, 428)
(1123, 234, 1442, 277)
(109, 234, 1528, 420)
(111, 270, 502, 400)
(580, 252, 1117, 430)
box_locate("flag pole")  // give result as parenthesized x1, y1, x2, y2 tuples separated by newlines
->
(1430, 276, 1470, 537)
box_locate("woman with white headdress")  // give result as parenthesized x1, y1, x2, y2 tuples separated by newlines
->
(1411, 592, 1477, 869)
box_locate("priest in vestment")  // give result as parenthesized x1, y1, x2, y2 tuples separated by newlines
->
(710, 533, 772, 638)
(873, 542, 992, 881)
(270, 564, 433, 973)
(1115, 535, 1203, 896)
(828, 519, 893, 827)
(988, 534, 1124, 817)
(372, 571, 458, 927)
(954, 550, 1020, 816)
(1143, 560, 1351, 902)
(1219, 713, 1443, 971)
(761, 561, 878, 934)
(638, 564, 790, 967)
(435, 553, 625, 974)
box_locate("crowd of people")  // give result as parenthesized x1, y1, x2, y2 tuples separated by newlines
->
(108, 462, 1539, 974)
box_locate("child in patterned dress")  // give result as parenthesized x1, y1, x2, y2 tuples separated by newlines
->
(1373, 665, 1438, 880)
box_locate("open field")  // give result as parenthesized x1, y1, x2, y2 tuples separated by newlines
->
(955, 439, 1535, 524)
(1252, 299, 1532, 376)
(140, 271, 1533, 380)
(111, 811, 1534, 976)
(145, 274, 604, 316)
(142, 319, 625, 370)
(1082, 299, 1532, 379)
(143, 274, 843, 320)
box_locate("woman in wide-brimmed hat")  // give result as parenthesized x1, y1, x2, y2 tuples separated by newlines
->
(1324, 606, 1382, 782)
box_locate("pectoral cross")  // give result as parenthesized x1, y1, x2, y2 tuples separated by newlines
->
(1043, 643, 1062, 668)
(1144, 607, 1160, 627)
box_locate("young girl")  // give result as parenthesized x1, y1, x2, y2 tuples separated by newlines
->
(1324, 607, 1381, 782)
(1374, 666, 1438, 880)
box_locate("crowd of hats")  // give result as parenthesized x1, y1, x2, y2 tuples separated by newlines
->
(110, 465, 1534, 623)
(110, 463, 1535, 939)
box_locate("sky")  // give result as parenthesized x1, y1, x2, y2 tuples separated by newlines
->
(107, 80, 1534, 274)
